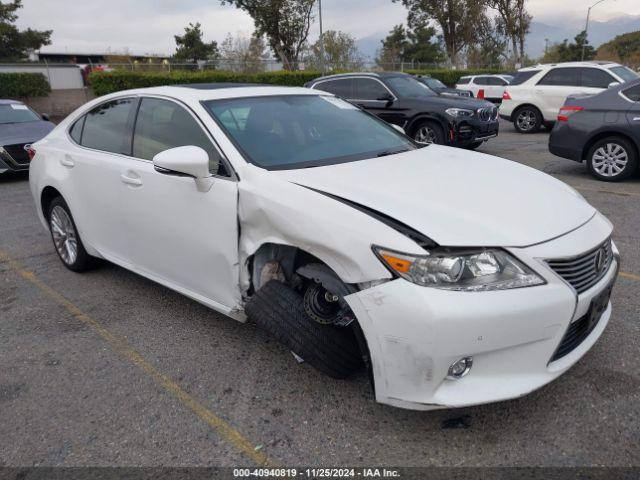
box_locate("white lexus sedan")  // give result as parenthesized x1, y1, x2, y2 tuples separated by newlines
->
(28, 84, 619, 410)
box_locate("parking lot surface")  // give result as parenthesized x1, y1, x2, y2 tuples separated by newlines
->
(1, 120, 639, 468)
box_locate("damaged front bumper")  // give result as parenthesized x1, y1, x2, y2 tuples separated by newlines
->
(345, 216, 618, 411)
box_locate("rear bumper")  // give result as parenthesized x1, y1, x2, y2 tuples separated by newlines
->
(549, 123, 585, 162)
(346, 214, 617, 410)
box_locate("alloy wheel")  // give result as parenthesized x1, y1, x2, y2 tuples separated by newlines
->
(516, 109, 537, 132)
(50, 205, 78, 265)
(592, 143, 628, 178)
(414, 126, 437, 144)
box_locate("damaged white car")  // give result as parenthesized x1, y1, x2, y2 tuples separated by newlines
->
(29, 85, 619, 410)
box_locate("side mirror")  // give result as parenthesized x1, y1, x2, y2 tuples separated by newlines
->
(153, 146, 213, 192)
(377, 93, 395, 106)
(41, 113, 50, 121)
(391, 124, 406, 135)
(608, 81, 621, 89)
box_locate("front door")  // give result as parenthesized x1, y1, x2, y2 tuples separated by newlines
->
(118, 97, 241, 310)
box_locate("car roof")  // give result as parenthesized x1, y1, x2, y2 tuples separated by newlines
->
(103, 84, 325, 103)
(0, 99, 24, 105)
(309, 72, 410, 83)
(519, 61, 621, 71)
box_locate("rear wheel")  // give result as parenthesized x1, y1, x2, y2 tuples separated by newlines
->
(413, 121, 445, 145)
(47, 197, 93, 272)
(587, 137, 638, 182)
(513, 106, 542, 133)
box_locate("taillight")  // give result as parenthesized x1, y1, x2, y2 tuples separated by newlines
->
(557, 105, 584, 122)
(502, 91, 511, 100)
(25, 145, 36, 160)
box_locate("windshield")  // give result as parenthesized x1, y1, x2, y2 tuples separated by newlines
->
(0, 104, 41, 124)
(204, 95, 417, 170)
(421, 77, 447, 89)
(386, 76, 436, 97)
(609, 66, 639, 82)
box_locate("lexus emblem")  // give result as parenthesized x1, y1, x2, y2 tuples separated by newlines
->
(594, 248, 607, 273)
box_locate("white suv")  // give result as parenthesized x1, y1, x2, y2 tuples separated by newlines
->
(455, 74, 513, 102)
(500, 61, 638, 133)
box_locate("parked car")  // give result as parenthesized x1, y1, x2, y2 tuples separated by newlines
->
(29, 84, 619, 410)
(306, 72, 499, 149)
(0, 100, 54, 174)
(414, 75, 472, 97)
(549, 79, 640, 182)
(455, 74, 513, 101)
(500, 61, 639, 133)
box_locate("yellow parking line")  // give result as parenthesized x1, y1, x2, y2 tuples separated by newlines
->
(0, 251, 275, 467)
(619, 271, 640, 282)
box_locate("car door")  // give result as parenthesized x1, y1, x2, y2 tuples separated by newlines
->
(622, 84, 640, 132)
(487, 77, 508, 100)
(534, 67, 581, 121)
(118, 96, 240, 310)
(65, 97, 138, 260)
(350, 78, 403, 126)
(472, 76, 491, 98)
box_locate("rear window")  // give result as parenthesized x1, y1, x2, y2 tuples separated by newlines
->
(457, 77, 471, 85)
(0, 104, 41, 124)
(509, 70, 541, 85)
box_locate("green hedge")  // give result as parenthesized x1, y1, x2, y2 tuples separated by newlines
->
(0, 73, 51, 98)
(89, 70, 323, 96)
(405, 68, 506, 86)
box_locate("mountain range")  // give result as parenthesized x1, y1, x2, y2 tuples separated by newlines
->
(356, 13, 640, 61)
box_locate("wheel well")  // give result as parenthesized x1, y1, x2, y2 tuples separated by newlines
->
(581, 132, 639, 162)
(40, 186, 62, 221)
(407, 116, 444, 136)
(513, 103, 542, 117)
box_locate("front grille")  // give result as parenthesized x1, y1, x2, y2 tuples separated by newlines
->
(546, 239, 613, 294)
(2, 143, 30, 165)
(551, 305, 602, 361)
(477, 107, 497, 121)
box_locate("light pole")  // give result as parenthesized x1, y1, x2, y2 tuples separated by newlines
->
(318, 0, 325, 74)
(582, 0, 608, 60)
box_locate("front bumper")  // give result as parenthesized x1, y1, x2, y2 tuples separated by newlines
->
(451, 119, 499, 145)
(345, 213, 618, 410)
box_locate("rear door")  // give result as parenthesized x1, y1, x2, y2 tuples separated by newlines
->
(118, 96, 240, 310)
(534, 67, 581, 120)
(622, 84, 640, 135)
(350, 77, 404, 126)
(65, 97, 138, 260)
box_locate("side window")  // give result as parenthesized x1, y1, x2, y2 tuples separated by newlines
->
(489, 77, 507, 86)
(580, 68, 616, 88)
(353, 78, 389, 100)
(313, 79, 353, 98)
(457, 77, 471, 85)
(538, 68, 580, 87)
(69, 116, 85, 144)
(474, 77, 490, 85)
(81, 98, 136, 155)
(133, 98, 226, 176)
(623, 85, 640, 101)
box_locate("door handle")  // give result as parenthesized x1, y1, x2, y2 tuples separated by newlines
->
(60, 155, 75, 168)
(120, 174, 143, 186)
(632, 117, 640, 121)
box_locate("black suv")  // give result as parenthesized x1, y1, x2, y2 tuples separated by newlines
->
(549, 78, 640, 182)
(306, 72, 499, 149)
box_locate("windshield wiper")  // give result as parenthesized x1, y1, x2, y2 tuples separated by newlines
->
(377, 148, 410, 158)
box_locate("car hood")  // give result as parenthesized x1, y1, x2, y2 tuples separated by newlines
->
(0, 121, 55, 146)
(273, 146, 595, 247)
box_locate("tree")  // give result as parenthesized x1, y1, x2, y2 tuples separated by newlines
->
(0, 0, 51, 60)
(307, 30, 362, 71)
(220, 31, 270, 72)
(173, 23, 219, 63)
(466, 14, 508, 68)
(597, 31, 640, 69)
(485, 0, 531, 66)
(376, 23, 443, 69)
(220, 0, 315, 70)
(393, 0, 485, 67)
(541, 30, 595, 63)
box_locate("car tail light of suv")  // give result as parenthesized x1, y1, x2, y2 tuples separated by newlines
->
(557, 106, 584, 122)
(502, 91, 512, 100)
(25, 145, 36, 161)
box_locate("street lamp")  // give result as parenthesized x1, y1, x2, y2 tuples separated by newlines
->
(581, 0, 610, 60)
(318, 0, 325, 74)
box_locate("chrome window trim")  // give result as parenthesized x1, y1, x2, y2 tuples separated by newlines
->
(65, 93, 237, 182)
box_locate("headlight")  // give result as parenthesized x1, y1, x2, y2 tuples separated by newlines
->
(445, 107, 474, 118)
(373, 247, 545, 291)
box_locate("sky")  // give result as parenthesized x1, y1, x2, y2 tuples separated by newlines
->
(13, 0, 640, 56)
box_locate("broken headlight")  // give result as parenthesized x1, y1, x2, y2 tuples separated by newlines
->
(373, 247, 545, 291)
